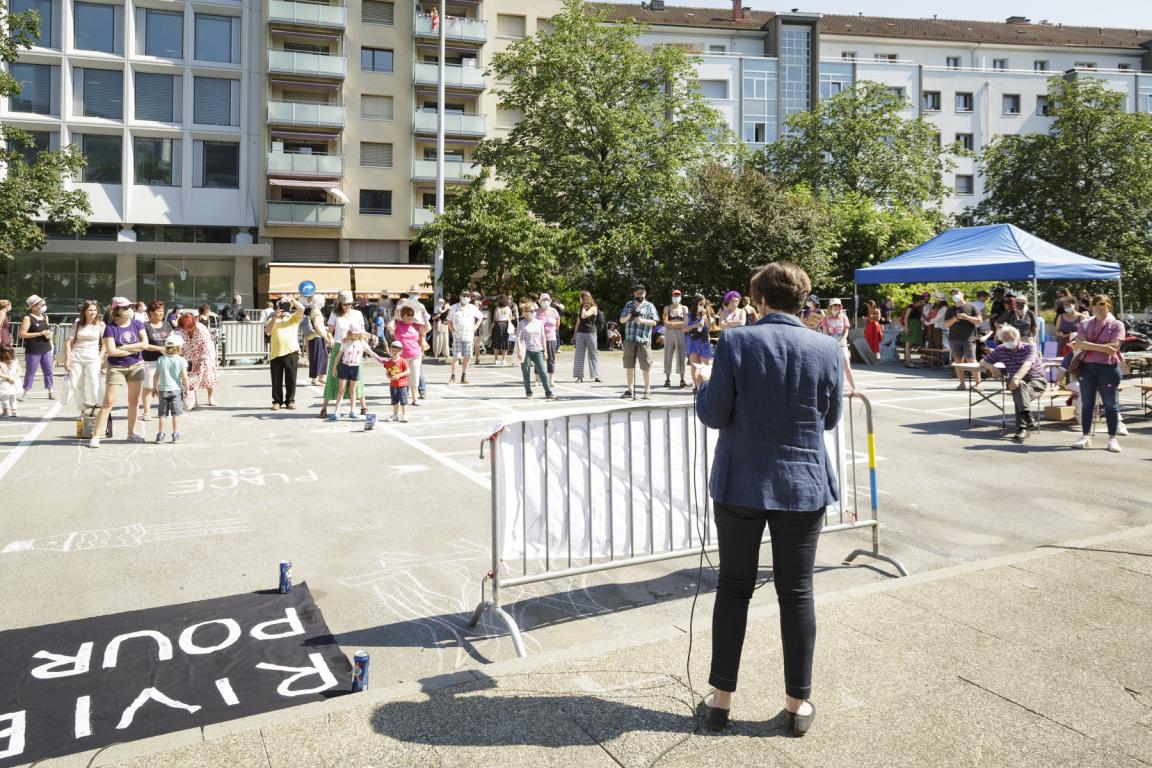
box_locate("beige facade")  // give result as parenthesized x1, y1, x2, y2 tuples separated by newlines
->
(260, 0, 564, 273)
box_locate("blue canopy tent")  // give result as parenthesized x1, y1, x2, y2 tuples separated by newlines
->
(854, 224, 1124, 316)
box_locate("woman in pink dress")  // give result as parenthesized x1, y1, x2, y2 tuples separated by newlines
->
(177, 313, 219, 407)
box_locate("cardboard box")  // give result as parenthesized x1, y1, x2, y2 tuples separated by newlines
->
(1044, 405, 1076, 422)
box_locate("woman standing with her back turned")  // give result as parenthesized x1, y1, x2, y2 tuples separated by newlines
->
(693, 262, 843, 737)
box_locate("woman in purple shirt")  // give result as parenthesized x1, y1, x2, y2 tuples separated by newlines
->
(1071, 294, 1125, 453)
(90, 297, 149, 447)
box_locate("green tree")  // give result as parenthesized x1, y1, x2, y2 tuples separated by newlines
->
(827, 192, 942, 295)
(1, 0, 90, 260)
(975, 76, 1152, 305)
(414, 177, 583, 298)
(474, 0, 727, 286)
(763, 80, 950, 208)
(652, 163, 832, 300)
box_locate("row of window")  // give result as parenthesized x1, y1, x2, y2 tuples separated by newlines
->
(8, 64, 240, 125)
(922, 89, 1050, 116)
(842, 51, 1129, 72)
(11, 0, 241, 63)
(14, 130, 239, 187)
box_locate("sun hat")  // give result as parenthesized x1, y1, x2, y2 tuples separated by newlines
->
(25, 294, 45, 309)
(110, 296, 133, 309)
(828, 297, 843, 306)
(338, 290, 354, 304)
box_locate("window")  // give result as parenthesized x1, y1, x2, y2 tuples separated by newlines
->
(922, 91, 941, 111)
(361, 0, 393, 24)
(74, 2, 122, 53)
(1002, 94, 1021, 115)
(992, 58, 1008, 70)
(1073, 62, 1096, 70)
(74, 68, 123, 119)
(10, 0, 57, 47)
(956, 133, 974, 151)
(708, 44, 726, 53)
(359, 189, 391, 215)
(193, 140, 238, 188)
(955, 174, 974, 195)
(874, 53, 897, 62)
(193, 77, 239, 126)
(11, 131, 53, 165)
(360, 94, 393, 120)
(946, 56, 961, 69)
(958, 214, 975, 227)
(133, 136, 181, 186)
(496, 108, 522, 127)
(1036, 95, 1051, 116)
(76, 133, 122, 183)
(887, 87, 906, 101)
(1033, 60, 1048, 71)
(955, 92, 974, 112)
(134, 72, 181, 122)
(9, 62, 58, 115)
(360, 47, 393, 73)
(698, 80, 728, 99)
(841, 51, 857, 60)
(359, 142, 392, 168)
(136, 8, 182, 58)
(194, 14, 240, 64)
(496, 14, 525, 38)
(1118, 63, 1131, 71)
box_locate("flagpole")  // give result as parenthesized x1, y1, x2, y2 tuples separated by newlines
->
(433, 0, 447, 307)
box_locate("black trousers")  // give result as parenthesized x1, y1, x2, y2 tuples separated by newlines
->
(709, 502, 825, 700)
(270, 353, 299, 406)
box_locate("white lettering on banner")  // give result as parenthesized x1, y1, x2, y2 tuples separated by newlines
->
(249, 608, 304, 641)
(168, 469, 320, 496)
(0, 711, 25, 759)
(102, 631, 174, 669)
(256, 653, 338, 697)
(178, 619, 241, 655)
(74, 696, 91, 739)
(30, 643, 94, 679)
(116, 688, 202, 730)
(215, 678, 239, 706)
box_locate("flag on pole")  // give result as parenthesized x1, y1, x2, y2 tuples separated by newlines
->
(430, 8, 439, 30)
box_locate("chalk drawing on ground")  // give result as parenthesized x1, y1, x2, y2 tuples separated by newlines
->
(2, 517, 251, 554)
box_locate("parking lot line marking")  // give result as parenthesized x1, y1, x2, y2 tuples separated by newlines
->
(379, 424, 490, 489)
(0, 402, 62, 483)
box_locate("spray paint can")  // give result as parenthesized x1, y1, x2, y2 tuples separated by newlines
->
(364, 413, 377, 432)
(278, 560, 293, 594)
(352, 650, 370, 691)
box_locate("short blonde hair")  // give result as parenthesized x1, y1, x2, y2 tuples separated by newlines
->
(997, 325, 1021, 342)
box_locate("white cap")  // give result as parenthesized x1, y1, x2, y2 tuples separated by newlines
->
(827, 297, 843, 307)
(338, 290, 354, 304)
(165, 335, 185, 348)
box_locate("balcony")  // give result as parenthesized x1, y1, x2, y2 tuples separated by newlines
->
(414, 13, 487, 44)
(268, 49, 347, 78)
(411, 207, 436, 228)
(267, 201, 344, 227)
(268, 0, 347, 28)
(412, 157, 479, 183)
(267, 100, 346, 128)
(267, 151, 344, 177)
(413, 109, 486, 137)
(413, 61, 487, 91)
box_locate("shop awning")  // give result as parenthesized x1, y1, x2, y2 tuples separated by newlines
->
(353, 265, 434, 296)
(267, 264, 352, 296)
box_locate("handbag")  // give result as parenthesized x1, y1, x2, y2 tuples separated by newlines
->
(79, 406, 113, 439)
(1066, 352, 1084, 378)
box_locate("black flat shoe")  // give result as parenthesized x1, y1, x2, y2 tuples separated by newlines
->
(785, 703, 816, 737)
(696, 698, 729, 732)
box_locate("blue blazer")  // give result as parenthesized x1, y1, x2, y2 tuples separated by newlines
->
(695, 312, 843, 512)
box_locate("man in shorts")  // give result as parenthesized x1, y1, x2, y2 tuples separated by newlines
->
(619, 284, 659, 399)
(448, 290, 483, 384)
(943, 290, 982, 389)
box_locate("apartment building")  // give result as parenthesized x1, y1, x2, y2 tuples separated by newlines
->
(594, 1, 1152, 217)
(0, 0, 267, 312)
(259, 0, 563, 297)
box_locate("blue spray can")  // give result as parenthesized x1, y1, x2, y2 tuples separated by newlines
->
(278, 560, 293, 594)
(352, 650, 370, 692)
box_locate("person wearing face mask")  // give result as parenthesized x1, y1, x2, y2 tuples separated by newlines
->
(535, 293, 561, 383)
(818, 299, 855, 394)
(619, 284, 659, 399)
(996, 295, 1037, 344)
(1053, 298, 1086, 356)
(448, 290, 484, 384)
(943, 290, 982, 390)
(979, 325, 1047, 441)
(663, 290, 689, 389)
(516, 298, 556, 400)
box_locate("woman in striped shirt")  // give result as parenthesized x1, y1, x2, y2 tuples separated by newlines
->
(516, 299, 556, 400)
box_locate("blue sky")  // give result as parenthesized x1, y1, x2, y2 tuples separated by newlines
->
(675, 0, 1150, 29)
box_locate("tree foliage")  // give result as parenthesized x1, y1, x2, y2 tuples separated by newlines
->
(474, 0, 727, 285)
(975, 76, 1152, 305)
(763, 80, 950, 208)
(826, 192, 942, 295)
(1, 0, 90, 260)
(414, 177, 583, 298)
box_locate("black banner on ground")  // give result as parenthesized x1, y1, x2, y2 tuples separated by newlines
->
(0, 583, 351, 766)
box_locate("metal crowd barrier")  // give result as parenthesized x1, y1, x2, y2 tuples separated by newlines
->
(468, 392, 908, 658)
(219, 321, 268, 364)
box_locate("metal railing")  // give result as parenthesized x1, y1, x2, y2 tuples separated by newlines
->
(413, 12, 487, 43)
(411, 207, 436, 228)
(413, 109, 486, 136)
(412, 61, 486, 89)
(268, 49, 347, 78)
(219, 321, 268, 363)
(267, 150, 344, 177)
(267, 100, 346, 128)
(411, 157, 478, 182)
(268, 0, 347, 27)
(267, 201, 345, 227)
(468, 393, 908, 657)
